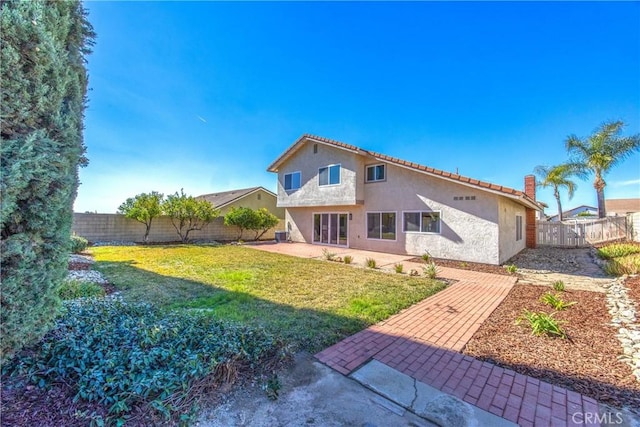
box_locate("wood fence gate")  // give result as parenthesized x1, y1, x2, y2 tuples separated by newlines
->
(537, 217, 628, 247)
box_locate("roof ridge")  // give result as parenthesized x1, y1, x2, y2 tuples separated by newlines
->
(268, 134, 540, 208)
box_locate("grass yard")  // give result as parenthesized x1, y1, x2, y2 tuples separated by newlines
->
(92, 245, 445, 352)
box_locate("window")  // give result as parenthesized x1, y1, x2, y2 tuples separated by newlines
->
(366, 164, 386, 182)
(403, 211, 441, 234)
(319, 164, 340, 186)
(313, 144, 318, 154)
(516, 215, 523, 241)
(284, 171, 301, 191)
(367, 212, 396, 240)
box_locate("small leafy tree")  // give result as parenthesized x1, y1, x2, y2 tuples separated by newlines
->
(254, 208, 280, 240)
(118, 192, 164, 243)
(224, 207, 259, 240)
(162, 189, 219, 243)
(566, 121, 640, 218)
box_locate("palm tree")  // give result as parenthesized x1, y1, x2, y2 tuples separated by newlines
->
(534, 164, 579, 222)
(566, 121, 640, 218)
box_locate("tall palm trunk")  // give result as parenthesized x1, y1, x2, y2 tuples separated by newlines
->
(554, 187, 563, 221)
(594, 173, 606, 218)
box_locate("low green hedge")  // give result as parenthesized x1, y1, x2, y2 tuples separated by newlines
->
(4, 298, 286, 425)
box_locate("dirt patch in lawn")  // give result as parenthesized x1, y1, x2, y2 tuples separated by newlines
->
(463, 284, 640, 412)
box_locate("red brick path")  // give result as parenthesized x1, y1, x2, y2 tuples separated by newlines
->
(316, 267, 601, 426)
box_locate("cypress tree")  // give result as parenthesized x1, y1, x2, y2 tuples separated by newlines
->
(1, 0, 95, 360)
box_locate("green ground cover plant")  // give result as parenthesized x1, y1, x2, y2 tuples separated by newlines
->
(598, 242, 640, 275)
(4, 297, 283, 425)
(597, 243, 640, 260)
(91, 245, 445, 352)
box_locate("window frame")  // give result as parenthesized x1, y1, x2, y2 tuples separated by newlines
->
(318, 164, 341, 187)
(366, 211, 397, 241)
(402, 210, 442, 234)
(283, 171, 301, 191)
(516, 215, 523, 241)
(365, 163, 386, 183)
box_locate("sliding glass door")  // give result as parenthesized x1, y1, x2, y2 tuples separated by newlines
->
(313, 213, 348, 246)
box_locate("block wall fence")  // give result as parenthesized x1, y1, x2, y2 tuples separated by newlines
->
(72, 213, 286, 243)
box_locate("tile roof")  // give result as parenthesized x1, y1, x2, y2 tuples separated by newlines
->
(197, 186, 275, 208)
(268, 134, 541, 209)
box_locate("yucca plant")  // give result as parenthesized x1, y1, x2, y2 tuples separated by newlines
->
(516, 310, 566, 338)
(540, 292, 576, 311)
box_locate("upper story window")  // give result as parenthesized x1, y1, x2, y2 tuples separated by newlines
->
(366, 164, 386, 182)
(319, 164, 340, 186)
(284, 171, 301, 191)
(403, 211, 441, 234)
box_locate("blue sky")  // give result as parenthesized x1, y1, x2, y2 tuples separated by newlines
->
(76, 1, 640, 215)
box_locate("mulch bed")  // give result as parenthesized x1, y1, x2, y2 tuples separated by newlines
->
(409, 257, 515, 276)
(626, 275, 640, 308)
(0, 379, 107, 427)
(463, 284, 640, 412)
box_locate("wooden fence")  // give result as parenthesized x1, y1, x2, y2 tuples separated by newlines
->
(537, 217, 629, 247)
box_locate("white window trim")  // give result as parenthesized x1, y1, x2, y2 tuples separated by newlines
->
(284, 171, 302, 191)
(318, 163, 341, 187)
(365, 163, 387, 183)
(365, 211, 398, 241)
(311, 212, 350, 247)
(402, 210, 442, 235)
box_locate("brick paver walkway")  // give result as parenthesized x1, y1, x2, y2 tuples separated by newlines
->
(316, 266, 601, 426)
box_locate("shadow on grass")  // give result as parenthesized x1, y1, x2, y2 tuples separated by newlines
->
(95, 259, 384, 353)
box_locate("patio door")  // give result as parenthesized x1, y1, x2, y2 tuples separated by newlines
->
(313, 213, 348, 246)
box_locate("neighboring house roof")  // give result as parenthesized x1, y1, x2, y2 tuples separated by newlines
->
(267, 134, 542, 211)
(605, 198, 640, 214)
(547, 205, 597, 221)
(197, 186, 276, 209)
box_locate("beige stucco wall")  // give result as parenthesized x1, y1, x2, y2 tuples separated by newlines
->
(283, 160, 512, 264)
(220, 189, 285, 219)
(273, 141, 536, 264)
(72, 213, 285, 243)
(497, 197, 527, 264)
(276, 142, 364, 207)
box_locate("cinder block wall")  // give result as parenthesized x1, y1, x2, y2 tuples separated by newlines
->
(72, 213, 285, 243)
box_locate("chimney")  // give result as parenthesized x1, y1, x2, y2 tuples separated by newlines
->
(524, 175, 536, 201)
(524, 175, 537, 249)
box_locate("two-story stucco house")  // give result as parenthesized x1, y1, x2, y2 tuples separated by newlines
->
(267, 134, 541, 265)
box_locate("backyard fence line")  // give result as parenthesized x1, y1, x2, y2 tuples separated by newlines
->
(72, 213, 286, 243)
(537, 216, 630, 247)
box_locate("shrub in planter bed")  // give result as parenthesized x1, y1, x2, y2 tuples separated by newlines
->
(3, 297, 287, 425)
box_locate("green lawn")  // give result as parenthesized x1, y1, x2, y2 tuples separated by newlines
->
(92, 245, 444, 352)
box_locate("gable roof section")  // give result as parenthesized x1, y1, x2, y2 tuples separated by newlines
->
(197, 186, 276, 209)
(268, 134, 541, 211)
